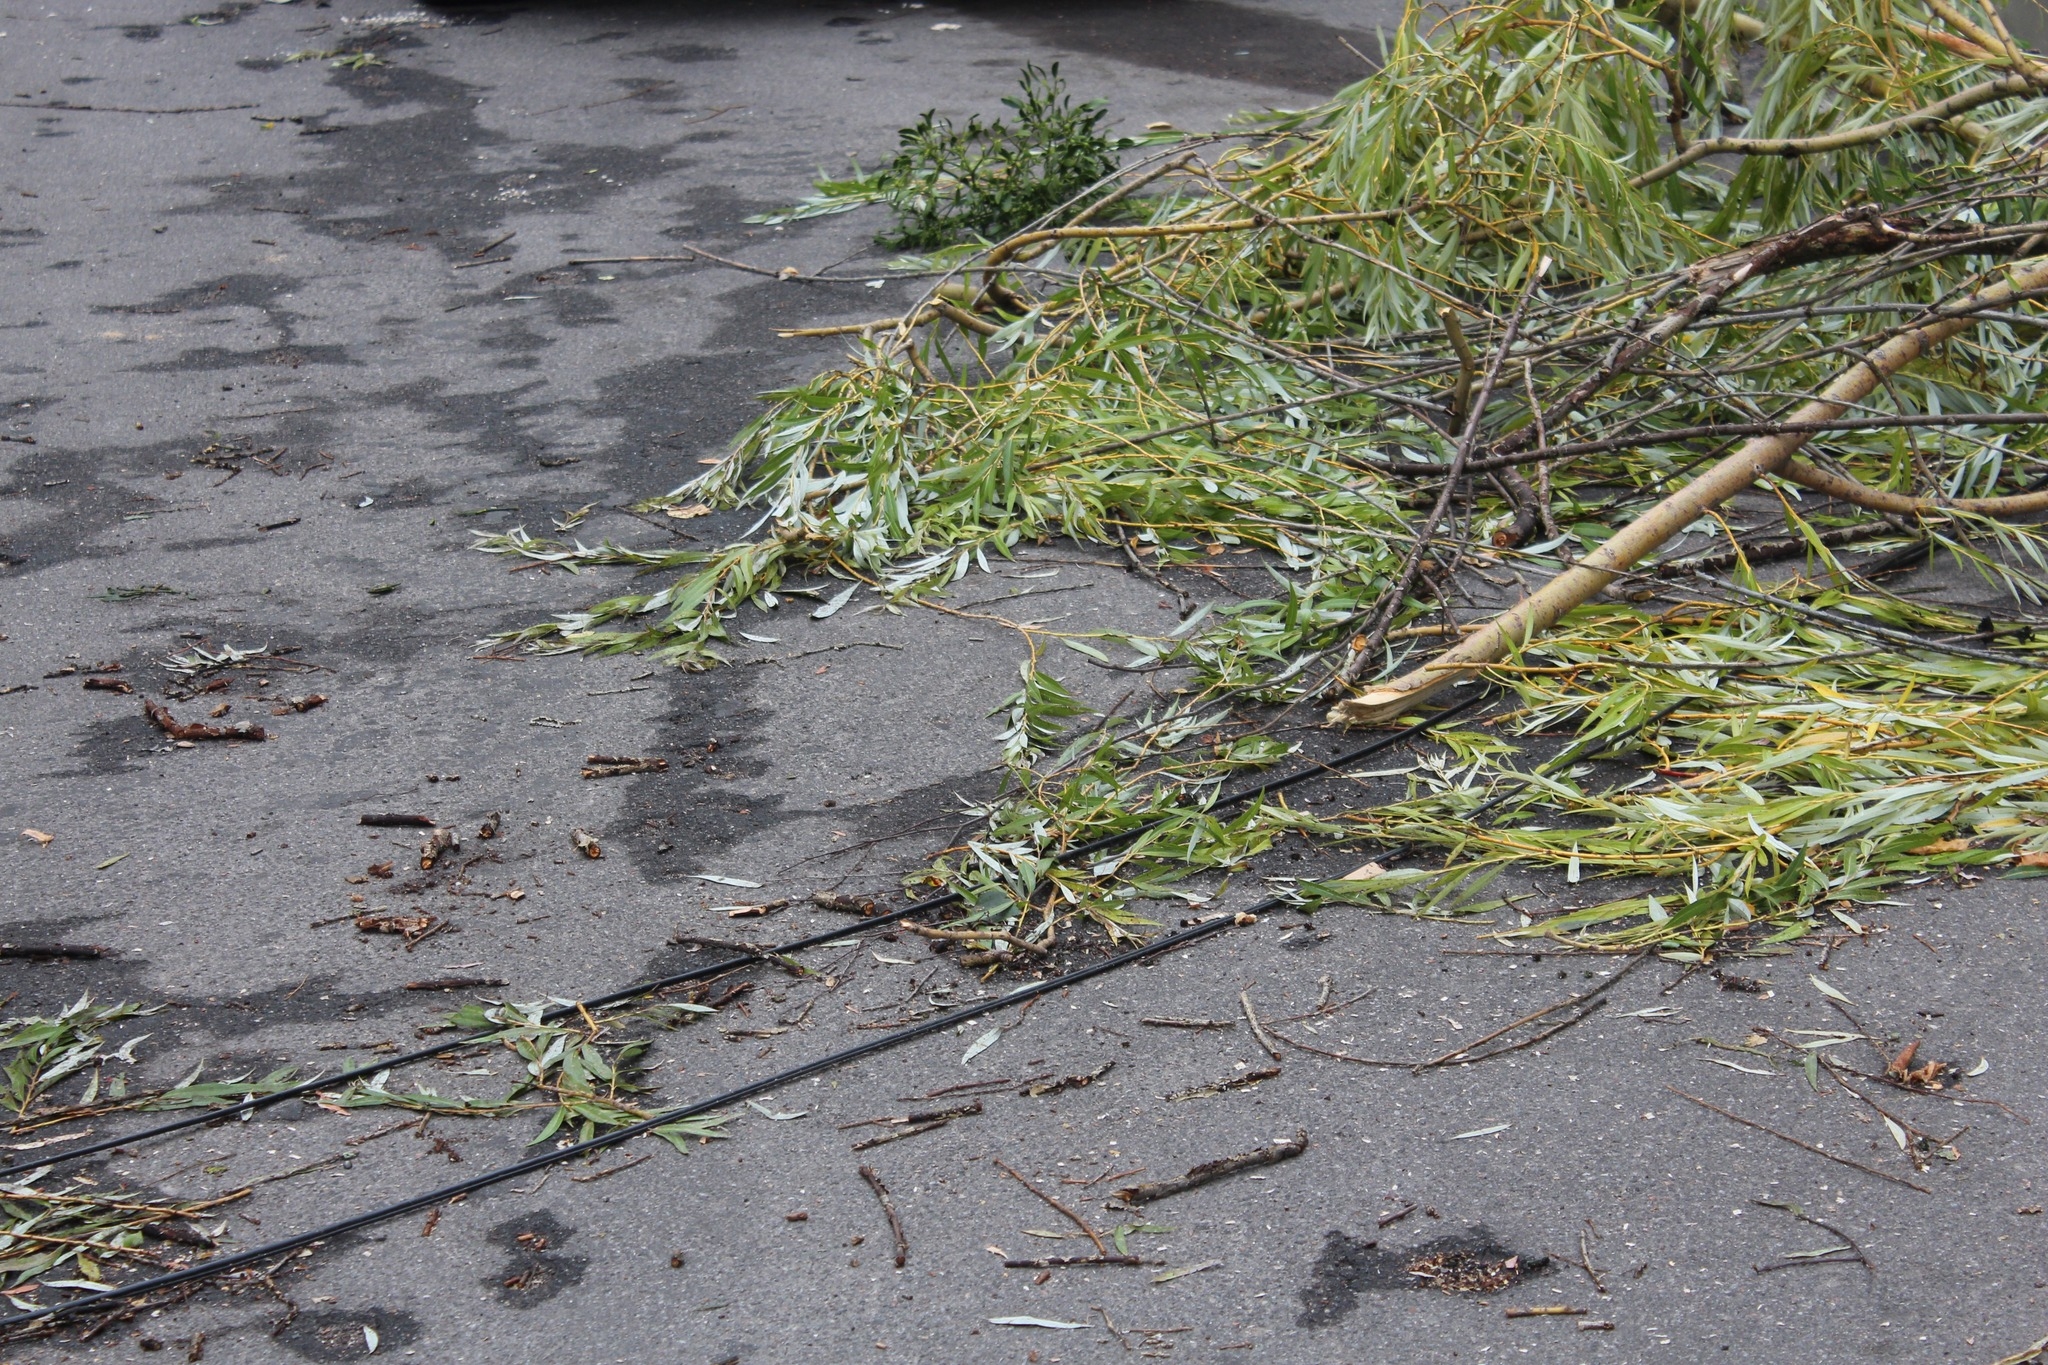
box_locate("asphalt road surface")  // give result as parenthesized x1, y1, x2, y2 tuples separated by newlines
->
(1, 3, 2044, 1362)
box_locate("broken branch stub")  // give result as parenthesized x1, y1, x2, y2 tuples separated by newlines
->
(1329, 254, 2048, 728)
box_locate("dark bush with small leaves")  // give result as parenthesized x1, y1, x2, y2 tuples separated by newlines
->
(879, 64, 1121, 248)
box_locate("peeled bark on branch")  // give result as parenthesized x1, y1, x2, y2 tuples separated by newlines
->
(1329, 254, 2048, 728)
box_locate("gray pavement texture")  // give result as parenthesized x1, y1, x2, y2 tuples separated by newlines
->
(0, 2, 2043, 1363)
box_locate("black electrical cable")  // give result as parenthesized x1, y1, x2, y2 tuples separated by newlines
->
(0, 907, 1256, 1333)
(1, 690, 1491, 1183)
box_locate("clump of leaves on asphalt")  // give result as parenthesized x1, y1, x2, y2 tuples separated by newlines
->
(0, 993, 729, 1316)
(324, 1000, 728, 1151)
(0, 998, 306, 1313)
(2, 996, 297, 1134)
(749, 63, 1123, 248)
(484, 0, 2048, 960)
(0, 1170, 244, 1310)
(2, 998, 154, 1120)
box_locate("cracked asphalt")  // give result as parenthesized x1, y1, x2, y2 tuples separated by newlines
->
(1, 2, 2044, 1362)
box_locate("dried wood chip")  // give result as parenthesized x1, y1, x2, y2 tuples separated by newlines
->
(725, 900, 790, 918)
(419, 827, 459, 871)
(1165, 1067, 1279, 1102)
(354, 912, 441, 946)
(581, 755, 669, 778)
(1022, 1061, 1115, 1097)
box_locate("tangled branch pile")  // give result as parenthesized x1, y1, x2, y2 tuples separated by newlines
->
(485, 0, 2048, 959)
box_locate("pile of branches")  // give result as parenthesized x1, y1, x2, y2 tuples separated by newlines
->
(485, 0, 2048, 957)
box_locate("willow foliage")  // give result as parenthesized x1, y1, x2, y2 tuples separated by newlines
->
(484, 0, 2048, 956)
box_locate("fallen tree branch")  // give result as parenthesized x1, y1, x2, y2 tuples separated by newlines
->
(850, 1117, 953, 1150)
(1340, 410, 2048, 477)
(142, 698, 267, 743)
(904, 924, 1049, 953)
(1413, 954, 1644, 1071)
(1752, 1198, 1876, 1277)
(1239, 990, 1285, 1062)
(781, 307, 938, 338)
(1338, 260, 1545, 681)
(1164, 1065, 1280, 1102)
(982, 207, 1419, 267)
(1650, 518, 1901, 576)
(1475, 208, 1999, 474)
(837, 1099, 984, 1131)
(1330, 252, 2048, 726)
(1629, 75, 2040, 188)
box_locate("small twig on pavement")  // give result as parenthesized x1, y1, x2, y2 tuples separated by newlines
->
(859, 1166, 909, 1268)
(1666, 1087, 1932, 1193)
(1414, 953, 1646, 1072)
(995, 1158, 1108, 1257)
(1240, 990, 1284, 1062)
(1752, 1199, 1876, 1277)
(1113, 1131, 1310, 1206)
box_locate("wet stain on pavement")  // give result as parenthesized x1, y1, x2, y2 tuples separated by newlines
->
(629, 42, 741, 63)
(1298, 1226, 1550, 1327)
(131, 342, 360, 375)
(189, 62, 688, 263)
(276, 1307, 422, 1360)
(961, 0, 1376, 95)
(486, 1211, 588, 1307)
(50, 712, 160, 780)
